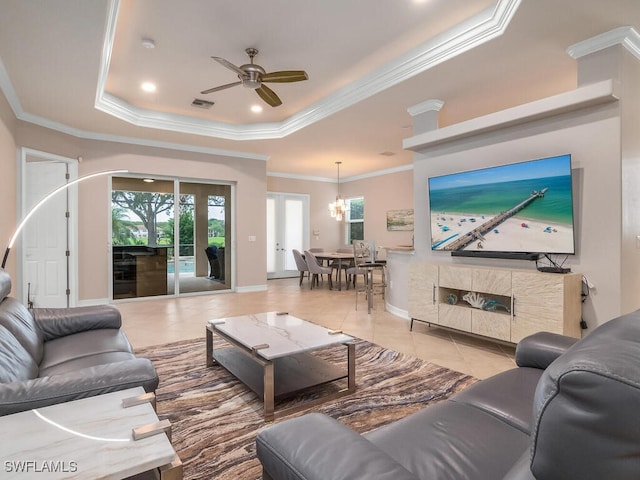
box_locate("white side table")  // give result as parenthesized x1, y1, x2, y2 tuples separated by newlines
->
(0, 387, 181, 480)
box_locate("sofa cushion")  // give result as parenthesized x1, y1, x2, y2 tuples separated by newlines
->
(39, 329, 134, 373)
(531, 312, 640, 480)
(0, 358, 160, 416)
(0, 269, 10, 300)
(257, 413, 419, 480)
(0, 297, 44, 363)
(33, 305, 122, 341)
(365, 400, 530, 480)
(39, 351, 138, 377)
(451, 367, 543, 434)
(0, 325, 38, 382)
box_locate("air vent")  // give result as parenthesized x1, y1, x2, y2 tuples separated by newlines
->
(191, 98, 214, 109)
(379, 151, 396, 157)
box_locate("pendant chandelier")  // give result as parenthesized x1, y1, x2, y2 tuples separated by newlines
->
(328, 161, 347, 221)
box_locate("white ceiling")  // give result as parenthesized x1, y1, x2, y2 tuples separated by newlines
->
(0, 0, 639, 180)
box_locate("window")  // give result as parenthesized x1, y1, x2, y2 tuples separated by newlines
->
(345, 197, 364, 244)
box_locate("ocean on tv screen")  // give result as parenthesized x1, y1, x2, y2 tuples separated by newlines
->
(428, 155, 575, 254)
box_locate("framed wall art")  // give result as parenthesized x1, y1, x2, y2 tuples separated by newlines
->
(387, 209, 414, 231)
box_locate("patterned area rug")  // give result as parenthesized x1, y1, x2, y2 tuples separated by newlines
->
(136, 337, 476, 480)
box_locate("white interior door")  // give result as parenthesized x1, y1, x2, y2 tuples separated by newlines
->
(21, 152, 77, 308)
(267, 193, 309, 279)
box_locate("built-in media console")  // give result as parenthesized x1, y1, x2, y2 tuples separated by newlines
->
(408, 263, 582, 344)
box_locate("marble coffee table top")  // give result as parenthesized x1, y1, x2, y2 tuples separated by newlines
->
(208, 312, 353, 360)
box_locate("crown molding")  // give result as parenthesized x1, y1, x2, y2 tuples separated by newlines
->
(268, 163, 413, 183)
(17, 108, 269, 161)
(407, 99, 445, 117)
(567, 26, 640, 61)
(0, 56, 22, 115)
(267, 172, 336, 183)
(95, 0, 522, 141)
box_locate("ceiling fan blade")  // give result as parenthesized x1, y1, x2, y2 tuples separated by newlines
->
(200, 81, 242, 95)
(262, 70, 309, 83)
(211, 56, 246, 77)
(255, 84, 282, 107)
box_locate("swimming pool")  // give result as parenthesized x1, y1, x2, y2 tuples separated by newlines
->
(166, 258, 195, 274)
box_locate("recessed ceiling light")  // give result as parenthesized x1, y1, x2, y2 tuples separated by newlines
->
(141, 38, 155, 49)
(141, 82, 156, 93)
(251, 105, 263, 113)
(143, 178, 155, 183)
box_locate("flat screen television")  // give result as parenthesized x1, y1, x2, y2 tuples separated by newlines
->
(428, 154, 575, 258)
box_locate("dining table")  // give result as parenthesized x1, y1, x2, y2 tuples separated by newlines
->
(314, 252, 354, 291)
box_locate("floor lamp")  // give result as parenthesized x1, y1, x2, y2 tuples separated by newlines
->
(1, 169, 128, 269)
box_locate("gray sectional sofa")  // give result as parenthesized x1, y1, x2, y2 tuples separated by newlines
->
(256, 310, 640, 480)
(0, 269, 158, 416)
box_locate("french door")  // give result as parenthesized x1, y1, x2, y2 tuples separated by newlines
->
(267, 193, 309, 279)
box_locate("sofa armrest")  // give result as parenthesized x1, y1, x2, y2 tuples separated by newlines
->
(256, 413, 419, 480)
(32, 305, 122, 341)
(0, 358, 158, 416)
(515, 332, 579, 370)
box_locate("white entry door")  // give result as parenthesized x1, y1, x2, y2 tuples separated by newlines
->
(267, 193, 309, 279)
(21, 154, 77, 308)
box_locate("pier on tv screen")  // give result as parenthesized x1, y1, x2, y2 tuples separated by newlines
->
(428, 154, 575, 254)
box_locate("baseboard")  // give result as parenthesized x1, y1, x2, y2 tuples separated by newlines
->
(235, 284, 268, 293)
(77, 298, 111, 307)
(385, 302, 409, 320)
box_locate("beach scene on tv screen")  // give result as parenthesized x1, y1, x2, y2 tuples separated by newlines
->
(429, 155, 575, 254)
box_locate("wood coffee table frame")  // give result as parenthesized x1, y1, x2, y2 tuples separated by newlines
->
(206, 315, 355, 421)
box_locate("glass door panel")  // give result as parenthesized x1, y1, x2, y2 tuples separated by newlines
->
(176, 182, 231, 294)
(266, 197, 276, 273)
(267, 193, 309, 279)
(284, 199, 303, 271)
(111, 178, 174, 299)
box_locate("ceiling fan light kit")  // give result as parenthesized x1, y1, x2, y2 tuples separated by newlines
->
(200, 48, 309, 107)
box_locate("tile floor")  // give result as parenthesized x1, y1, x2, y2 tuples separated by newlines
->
(118, 277, 516, 379)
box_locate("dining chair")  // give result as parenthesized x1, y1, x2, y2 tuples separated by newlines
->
(330, 247, 353, 284)
(292, 249, 310, 286)
(348, 240, 386, 311)
(304, 250, 333, 290)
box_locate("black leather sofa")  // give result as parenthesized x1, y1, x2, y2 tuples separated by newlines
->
(0, 269, 159, 416)
(256, 310, 640, 479)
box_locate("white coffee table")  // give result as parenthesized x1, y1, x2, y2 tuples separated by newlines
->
(0, 387, 181, 480)
(206, 312, 355, 421)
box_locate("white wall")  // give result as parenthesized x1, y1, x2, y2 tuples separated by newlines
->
(268, 168, 414, 253)
(412, 105, 621, 329)
(0, 92, 17, 279)
(408, 43, 640, 330)
(8, 122, 267, 302)
(341, 169, 414, 252)
(267, 175, 342, 250)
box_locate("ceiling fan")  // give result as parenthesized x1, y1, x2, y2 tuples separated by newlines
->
(200, 48, 309, 107)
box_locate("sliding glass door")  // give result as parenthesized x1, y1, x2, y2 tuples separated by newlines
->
(111, 177, 232, 299)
